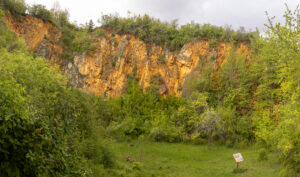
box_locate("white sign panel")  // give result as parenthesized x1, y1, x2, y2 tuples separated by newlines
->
(233, 153, 244, 163)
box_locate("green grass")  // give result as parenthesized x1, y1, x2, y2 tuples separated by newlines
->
(110, 141, 281, 177)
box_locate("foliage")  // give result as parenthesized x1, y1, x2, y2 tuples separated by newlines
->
(194, 108, 224, 146)
(258, 149, 269, 161)
(107, 77, 187, 142)
(0, 45, 89, 176)
(100, 13, 255, 50)
(182, 43, 255, 146)
(0, 0, 26, 17)
(87, 19, 95, 32)
(0, 13, 116, 176)
(158, 55, 166, 63)
(209, 38, 217, 48)
(28, 4, 55, 24)
(59, 19, 99, 61)
(51, 6, 70, 28)
(251, 5, 300, 176)
(81, 130, 115, 169)
(93, 28, 105, 37)
(0, 11, 27, 52)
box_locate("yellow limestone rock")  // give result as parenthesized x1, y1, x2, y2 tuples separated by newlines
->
(6, 15, 250, 97)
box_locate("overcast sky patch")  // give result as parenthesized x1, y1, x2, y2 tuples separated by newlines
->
(25, 0, 299, 31)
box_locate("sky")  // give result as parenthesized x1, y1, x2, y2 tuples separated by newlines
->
(25, 0, 299, 31)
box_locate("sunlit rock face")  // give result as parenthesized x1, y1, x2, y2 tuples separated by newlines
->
(6, 15, 250, 97)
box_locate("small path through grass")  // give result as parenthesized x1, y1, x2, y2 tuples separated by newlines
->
(111, 141, 281, 177)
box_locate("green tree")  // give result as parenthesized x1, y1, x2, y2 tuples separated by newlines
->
(28, 4, 55, 23)
(0, 13, 92, 176)
(252, 5, 300, 176)
(88, 19, 95, 32)
(0, 0, 26, 16)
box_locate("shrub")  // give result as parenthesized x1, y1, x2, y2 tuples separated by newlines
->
(112, 60, 116, 67)
(52, 8, 70, 28)
(252, 5, 300, 176)
(209, 38, 217, 48)
(191, 135, 207, 145)
(94, 29, 105, 37)
(217, 106, 253, 145)
(28, 4, 55, 23)
(100, 13, 254, 50)
(0, 19, 90, 176)
(87, 19, 95, 32)
(60, 27, 97, 61)
(0, 13, 27, 52)
(1, 0, 26, 16)
(0, 49, 90, 176)
(82, 132, 115, 169)
(158, 55, 166, 63)
(210, 54, 216, 61)
(258, 149, 268, 161)
(149, 114, 185, 143)
(0, 76, 29, 177)
(150, 74, 164, 85)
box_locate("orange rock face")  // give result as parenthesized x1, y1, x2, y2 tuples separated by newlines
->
(5, 13, 63, 64)
(5, 15, 250, 97)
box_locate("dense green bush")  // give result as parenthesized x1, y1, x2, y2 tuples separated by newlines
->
(59, 25, 98, 61)
(28, 4, 55, 23)
(0, 47, 89, 176)
(0, 0, 26, 16)
(100, 14, 255, 50)
(106, 76, 187, 142)
(93, 28, 105, 37)
(0, 12, 115, 176)
(81, 130, 115, 169)
(87, 19, 95, 32)
(251, 5, 300, 176)
(0, 11, 27, 52)
(258, 149, 269, 161)
(51, 8, 70, 28)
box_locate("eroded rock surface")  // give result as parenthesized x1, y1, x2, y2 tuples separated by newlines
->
(6, 15, 249, 97)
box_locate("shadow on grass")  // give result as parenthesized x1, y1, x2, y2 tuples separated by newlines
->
(232, 168, 248, 174)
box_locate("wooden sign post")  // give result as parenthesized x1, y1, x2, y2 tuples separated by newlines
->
(233, 153, 244, 169)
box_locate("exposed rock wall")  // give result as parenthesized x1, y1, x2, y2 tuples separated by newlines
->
(5, 14, 63, 64)
(5, 15, 250, 97)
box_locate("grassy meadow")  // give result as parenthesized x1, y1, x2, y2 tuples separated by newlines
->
(110, 141, 281, 177)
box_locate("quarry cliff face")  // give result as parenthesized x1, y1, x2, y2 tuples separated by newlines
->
(5, 14, 63, 64)
(5, 15, 249, 97)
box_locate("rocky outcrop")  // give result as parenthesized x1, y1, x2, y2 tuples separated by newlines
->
(5, 15, 250, 97)
(5, 13, 63, 64)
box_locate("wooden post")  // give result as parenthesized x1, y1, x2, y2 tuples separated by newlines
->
(236, 162, 239, 169)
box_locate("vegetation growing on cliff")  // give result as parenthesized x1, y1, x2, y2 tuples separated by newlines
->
(100, 13, 255, 50)
(0, 0, 26, 18)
